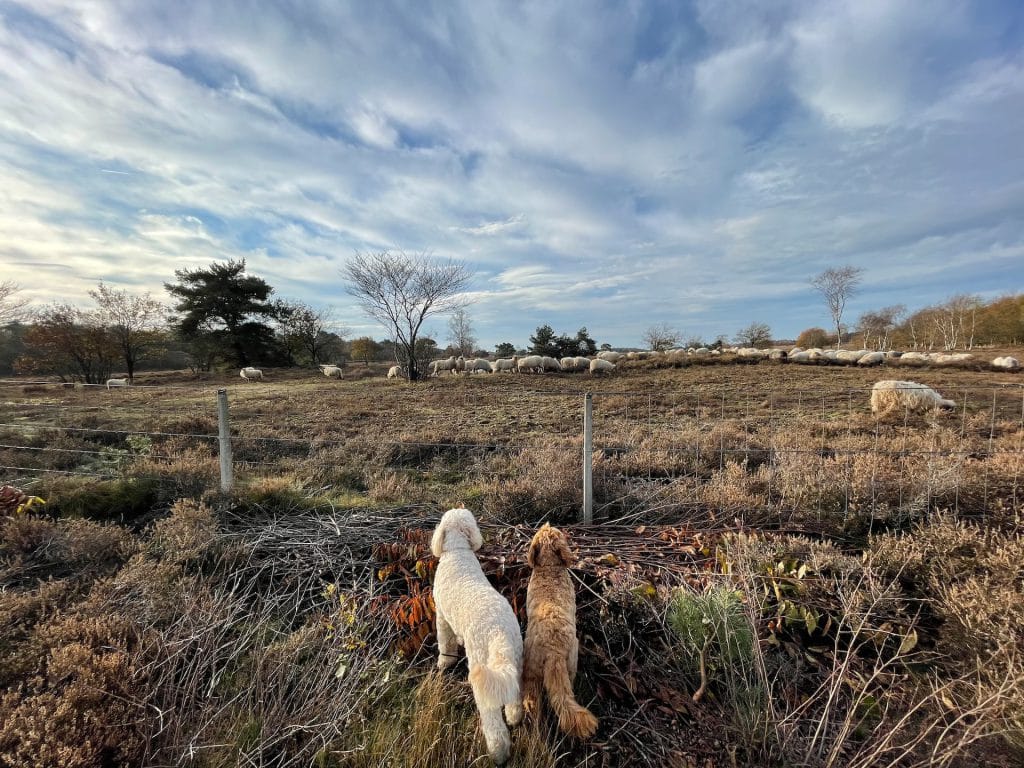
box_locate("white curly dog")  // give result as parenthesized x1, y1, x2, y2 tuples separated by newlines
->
(431, 507, 523, 764)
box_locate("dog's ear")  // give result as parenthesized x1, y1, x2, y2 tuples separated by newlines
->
(430, 522, 447, 558)
(466, 518, 483, 551)
(526, 537, 539, 568)
(555, 534, 576, 567)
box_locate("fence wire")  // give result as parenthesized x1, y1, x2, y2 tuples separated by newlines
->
(1, 380, 1021, 527)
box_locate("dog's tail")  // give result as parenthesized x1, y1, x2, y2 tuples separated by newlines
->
(468, 639, 520, 708)
(544, 655, 598, 738)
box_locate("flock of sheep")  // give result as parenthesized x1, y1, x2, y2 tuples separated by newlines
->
(619, 345, 1021, 370)
(428, 351, 621, 376)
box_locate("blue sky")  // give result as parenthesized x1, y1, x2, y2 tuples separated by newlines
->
(1, 0, 1022, 349)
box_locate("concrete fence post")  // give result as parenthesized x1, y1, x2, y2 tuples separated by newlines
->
(217, 388, 234, 493)
(583, 392, 593, 524)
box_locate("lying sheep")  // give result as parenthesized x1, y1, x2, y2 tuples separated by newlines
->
(319, 364, 343, 379)
(857, 351, 885, 366)
(106, 378, 129, 389)
(597, 350, 622, 363)
(387, 365, 403, 379)
(870, 380, 956, 418)
(240, 367, 263, 381)
(589, 358, 615, 375)
(993, 356, 1021, 371)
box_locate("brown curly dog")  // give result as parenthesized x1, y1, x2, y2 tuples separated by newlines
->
(522, 523, 598, 738)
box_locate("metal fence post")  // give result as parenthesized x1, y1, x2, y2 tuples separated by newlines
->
(217, 388, 234, 493)
(583, 393, 593, 524)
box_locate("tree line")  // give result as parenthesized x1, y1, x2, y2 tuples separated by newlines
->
(1, 259, 1021, 382)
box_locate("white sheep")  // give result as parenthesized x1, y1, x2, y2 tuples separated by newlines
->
(492, 356, 517, 373)
(857, 351, 885, 366)
(431, 356, 458, 376)
(870, 380, 956, 418)
(387, 365, 403, 379)
(597, 350, 622, 363)
(319, 364, 344, 379)
(517, 355, 543, 373)
(561, 356, 584, 372)
(897, 351, 928, 365)
(466, 358, 494, 373)
(540, 356, 562, 373)
(589, 358, 616, 375)
(240, 367, 263, 381)
(993, 356, 1021, 371)
(106, 378, 129, 389)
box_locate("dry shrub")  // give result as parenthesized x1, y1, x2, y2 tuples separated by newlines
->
(698, 461, 768, 513)
(0, 514, 60, 556)
(335, 671, 560, 768)
(482, 439, 581, 522)
(129, 439, 219, 497)
(145, 498, 218, 565)
(367, 469, 419, 503)
(60, 518, 138, 570)
(0, 614, 145, 768)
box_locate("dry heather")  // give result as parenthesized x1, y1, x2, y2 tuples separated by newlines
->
(1, 360, 1022, 766)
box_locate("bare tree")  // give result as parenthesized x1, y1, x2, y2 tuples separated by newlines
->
(0, 280, 30, 325)
(811, 266, 864, 348)
(90, 282, 167, 382)
(342, 251, 472, 380)
(642, 322, 681, 352)
(446, 307, 476, 357)
(933, 294, 982, 351)
(17, 304, 120, 383)
(734, 321, 772, 348)
(857, 305, 905, 350)
(276, 300, 349, 365)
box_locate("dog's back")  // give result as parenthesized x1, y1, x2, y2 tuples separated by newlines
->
(523, 525, 598, 738)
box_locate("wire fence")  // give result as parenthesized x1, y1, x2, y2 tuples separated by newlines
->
(1, 379, 1022, 526)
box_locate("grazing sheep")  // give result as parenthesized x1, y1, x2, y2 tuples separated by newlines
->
(694, 347, 710, 357)
(467, 358, 494, 373)
(387, 365, 403, 379)
(106, 378, 129, 389)
(517, 355, 543, 373)
(596, 351, 622, 363)
(870, 380, 956, 418)
(789, 351, 811, 363)
(431, 356, 458, 376)
(240, 367, 263, 381)
(540, 356, 562, 373)
(493, 357, 517, 373)
(993, 356, 1021, 371)
(319, 364, 344, 379)
(589, 358, 615, 375)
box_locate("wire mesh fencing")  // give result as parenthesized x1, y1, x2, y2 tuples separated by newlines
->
(587, 384, 1024, 529)
(2, 379, 1022, 528)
